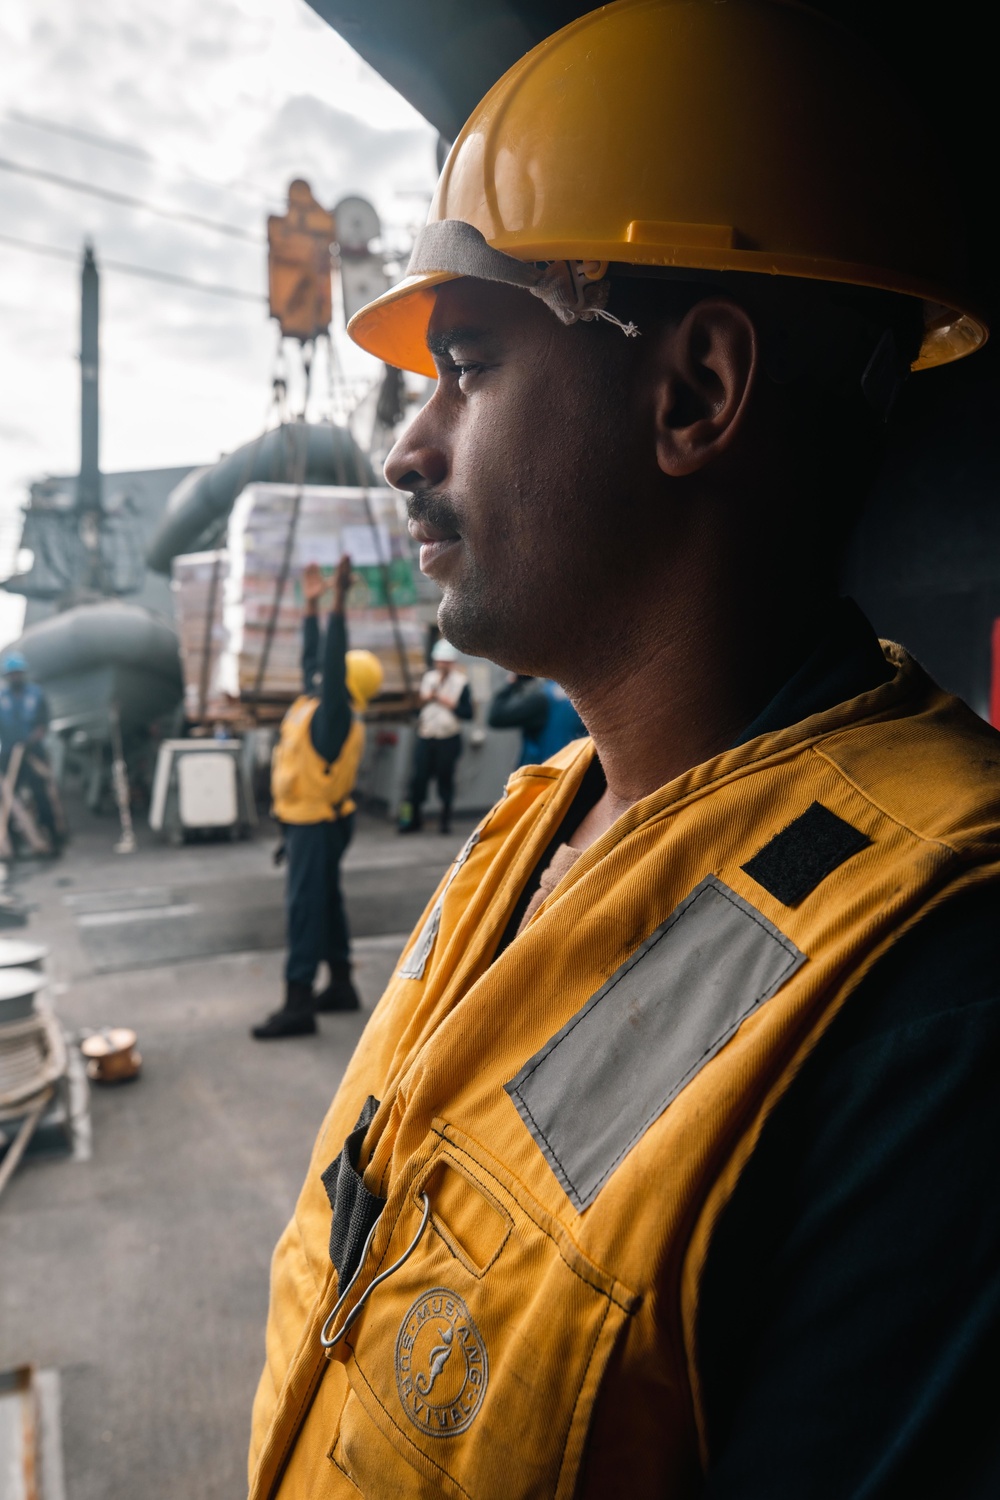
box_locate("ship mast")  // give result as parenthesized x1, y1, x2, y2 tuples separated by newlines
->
(78, 241, 103, 590)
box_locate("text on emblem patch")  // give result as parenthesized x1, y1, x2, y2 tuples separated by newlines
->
(394, 1287, 488, 1437)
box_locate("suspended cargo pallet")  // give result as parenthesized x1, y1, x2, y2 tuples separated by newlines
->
(171, 483, 426, 724)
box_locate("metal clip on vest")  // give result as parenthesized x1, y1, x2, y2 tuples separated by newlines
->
(320, 1191, 431, 1350)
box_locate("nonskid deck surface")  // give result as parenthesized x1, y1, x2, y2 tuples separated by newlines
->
(19, 809, 454, 979)
(0, 805, 462, 1500)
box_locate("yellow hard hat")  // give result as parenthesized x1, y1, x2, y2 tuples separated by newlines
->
(349, 0, 986, 377)
(345, 649, 383, 708)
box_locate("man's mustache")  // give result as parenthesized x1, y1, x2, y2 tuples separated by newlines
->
(406, 490, 462, 537)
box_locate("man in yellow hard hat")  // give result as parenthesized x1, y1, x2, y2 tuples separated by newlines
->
(248, 1, 1000, 1492)
(252, 557, 383, 1039)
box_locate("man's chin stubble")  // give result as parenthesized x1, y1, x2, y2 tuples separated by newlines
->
(437, 576, 526, 672)
(438, 582, 570, 678)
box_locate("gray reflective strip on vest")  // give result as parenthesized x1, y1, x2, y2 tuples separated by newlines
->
(505, 876, 806, 1210)
(397, 829, 480, 981)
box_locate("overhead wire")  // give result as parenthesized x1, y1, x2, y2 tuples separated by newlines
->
(6, 108, 279, 209)
(0, 154, 264, 243)
(0, 231, 266, 304)
(8, 109, 153, 163)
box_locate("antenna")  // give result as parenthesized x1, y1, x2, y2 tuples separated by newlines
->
(78, 242, 101, 515)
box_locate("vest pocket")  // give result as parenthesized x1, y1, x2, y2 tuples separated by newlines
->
(331, 1121, 638, 1500)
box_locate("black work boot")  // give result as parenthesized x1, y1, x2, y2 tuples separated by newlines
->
(313, 963, 361, 1013)
(251, 981, 317, 1039)
(397, 800, 422, 833)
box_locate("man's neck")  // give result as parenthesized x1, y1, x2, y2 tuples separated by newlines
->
(566, 591, 832, 852)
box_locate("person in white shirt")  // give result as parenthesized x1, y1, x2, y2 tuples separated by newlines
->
(399, 638, 473, 834)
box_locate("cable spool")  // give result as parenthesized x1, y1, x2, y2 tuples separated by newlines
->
(80, 1027, 141, 1083)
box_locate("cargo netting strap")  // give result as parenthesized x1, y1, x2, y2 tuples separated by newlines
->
(361, 485, 414, 699)
(331, 420, 414, 700)
(197, 550, 223, 721)
(253, 422, 308, 696)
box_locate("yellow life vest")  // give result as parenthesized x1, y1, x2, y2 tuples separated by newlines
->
(249, 648, 1000, 1500)
(271, 696, 365, 825)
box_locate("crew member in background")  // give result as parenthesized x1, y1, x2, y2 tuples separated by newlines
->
(252, 557, 383, 1040)
(489, 673, 586, 766)
(397, 637, 472, 835)
(0, 651, 62, 852)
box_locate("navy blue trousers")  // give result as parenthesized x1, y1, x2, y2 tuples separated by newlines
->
(407, 734, 462, 827)
(283, 815, 354, 986)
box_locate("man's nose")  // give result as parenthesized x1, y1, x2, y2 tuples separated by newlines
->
(384, 413, 448, 493)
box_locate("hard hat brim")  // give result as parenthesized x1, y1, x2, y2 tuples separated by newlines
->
(349, 254, 987, 378)
(348, 272, 458, 378)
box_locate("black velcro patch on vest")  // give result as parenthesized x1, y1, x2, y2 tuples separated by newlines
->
(741, 802, 870, 906)
(321, 1094, 385, 1284)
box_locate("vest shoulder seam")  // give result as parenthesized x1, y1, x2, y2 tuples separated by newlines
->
(811, 744, 980, 856)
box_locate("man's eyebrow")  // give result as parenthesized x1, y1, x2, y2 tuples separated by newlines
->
(426, 326, 491, 358)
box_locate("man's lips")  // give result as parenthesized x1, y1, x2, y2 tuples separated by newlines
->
(407, 518, 457, 545)
(408, 517, 461, 575)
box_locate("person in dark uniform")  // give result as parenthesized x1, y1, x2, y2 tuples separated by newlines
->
(252, 558, 383, 1040)
(488, 674, 586, 766)
(0, 650, 61, 851)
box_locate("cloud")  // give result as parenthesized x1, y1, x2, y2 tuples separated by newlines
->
(0, 0, 437, 598)
(0, 420, 43, 446)
(253, 94, 436, 227)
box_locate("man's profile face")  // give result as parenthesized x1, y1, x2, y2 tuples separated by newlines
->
(385, 278, 653, 678)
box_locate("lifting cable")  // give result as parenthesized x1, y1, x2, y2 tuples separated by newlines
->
(359, 459, 415, 701)
(324, 331, 414, 699)
(189, 337, 289, 724)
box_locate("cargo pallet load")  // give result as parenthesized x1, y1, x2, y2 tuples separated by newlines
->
(172, 482, 425, 730)
(157, 482, 429, 836)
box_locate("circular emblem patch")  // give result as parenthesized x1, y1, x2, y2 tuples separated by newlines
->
(395, 1287, 489, 1438)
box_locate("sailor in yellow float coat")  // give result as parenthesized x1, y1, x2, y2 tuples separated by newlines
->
(253, 558, 383, 1038)
(271, 696, 365, 827)
(250, 1, 1000, 1492)
(251, 656, 1000, 1497)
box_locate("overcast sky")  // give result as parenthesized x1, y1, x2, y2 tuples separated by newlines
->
(0, 0, 438, 640)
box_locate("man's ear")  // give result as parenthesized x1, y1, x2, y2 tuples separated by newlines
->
(650, 299, 758, 478)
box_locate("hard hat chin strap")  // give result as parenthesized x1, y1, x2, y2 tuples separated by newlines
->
(407, 221, 639, 339)
(531, 259, 640, 337)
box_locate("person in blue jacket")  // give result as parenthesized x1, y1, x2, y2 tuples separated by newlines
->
(488, 674, 586, 766)
(0, 651, 61, 851)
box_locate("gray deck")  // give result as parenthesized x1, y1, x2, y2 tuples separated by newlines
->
(0, 807, 462, 1499)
